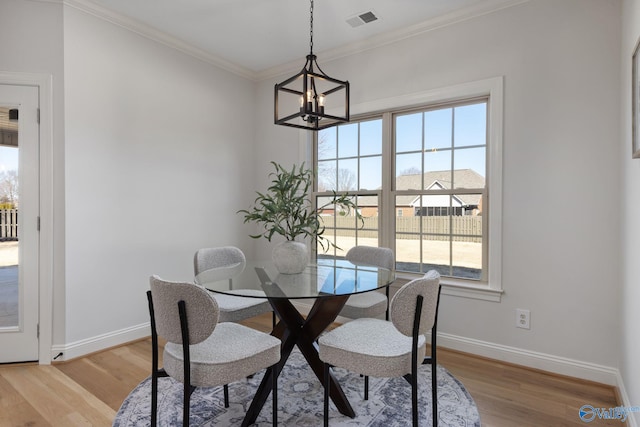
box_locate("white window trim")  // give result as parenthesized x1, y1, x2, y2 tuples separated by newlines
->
(306, 77, 504, 302)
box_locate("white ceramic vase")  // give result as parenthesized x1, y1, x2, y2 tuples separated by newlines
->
(272, 241, 309, 274)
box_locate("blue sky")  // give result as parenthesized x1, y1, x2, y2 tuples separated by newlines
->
(0, 146, 18, 172)
(318, 101, 486, 191)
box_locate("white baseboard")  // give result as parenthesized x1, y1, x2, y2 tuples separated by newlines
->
(51, 322, 150, 362)
(437, 332, 619, 385)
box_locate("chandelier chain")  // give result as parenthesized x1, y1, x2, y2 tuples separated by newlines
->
(274, 0, 349, 130)
(309, 0, 314, 54)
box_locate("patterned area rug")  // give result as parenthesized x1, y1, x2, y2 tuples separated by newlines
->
(114, 349, 480, 426)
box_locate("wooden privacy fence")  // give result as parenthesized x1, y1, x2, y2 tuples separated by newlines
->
(0, 209, 18, 241)
(321, 215, 482, 243)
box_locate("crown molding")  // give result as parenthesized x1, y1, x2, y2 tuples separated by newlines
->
(60, 0, 258, 81)
(256, 0, 529, 81)
(34, 0, 528, 83)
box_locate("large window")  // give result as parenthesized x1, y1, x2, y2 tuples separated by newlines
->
(315, 118, 382, 258)
(394, 101, 486, 281)
(313, 78, 502, 293)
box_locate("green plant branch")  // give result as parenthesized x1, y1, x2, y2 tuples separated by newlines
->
(238, 162, 363, 252)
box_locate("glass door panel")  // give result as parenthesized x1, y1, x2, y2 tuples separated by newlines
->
(0, 107, 19, 329)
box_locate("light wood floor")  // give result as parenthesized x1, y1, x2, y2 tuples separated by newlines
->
(0, 313, 622, 426)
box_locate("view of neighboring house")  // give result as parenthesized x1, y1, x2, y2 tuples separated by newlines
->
(355, 169, 484, 218)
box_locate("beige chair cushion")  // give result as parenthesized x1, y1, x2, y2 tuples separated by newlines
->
(211, 290, 273, 323)
(345, 246, 394, 270)
(164, 322, 281, 387)
(318, 318, 426, 378)
(390, 270, 440, 336)
(194, 247, 273, 323)
(339, 291, 387, 319)
(340, 245, 394, 319)
(194, 246, 245, 275)
(150, 275, 219, 345)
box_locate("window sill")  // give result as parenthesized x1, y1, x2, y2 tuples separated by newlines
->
(394, 272, 503, 302)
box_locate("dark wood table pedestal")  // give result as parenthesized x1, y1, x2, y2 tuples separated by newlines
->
(241, 295, 355, 427)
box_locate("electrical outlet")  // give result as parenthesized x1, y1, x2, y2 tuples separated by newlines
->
(516, 309, 530, 329)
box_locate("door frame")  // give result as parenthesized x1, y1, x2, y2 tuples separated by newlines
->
(0, 71, 54, 365)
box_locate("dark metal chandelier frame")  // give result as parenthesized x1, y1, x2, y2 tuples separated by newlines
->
(274, 0, 350, 131)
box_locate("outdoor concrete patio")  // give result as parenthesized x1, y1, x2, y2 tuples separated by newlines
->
(0, 242, 18, 328)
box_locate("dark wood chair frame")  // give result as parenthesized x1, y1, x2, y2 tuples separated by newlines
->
(422, 284, 442, 427)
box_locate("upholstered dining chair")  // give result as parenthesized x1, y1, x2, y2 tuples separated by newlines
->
(340, 246, 394, 321)
(194, 247, 275, 328)
(319, 270, 441, 427)
(147, 275, 281, 426)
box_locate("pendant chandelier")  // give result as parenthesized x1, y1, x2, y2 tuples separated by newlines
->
(274, 0, 350, 131)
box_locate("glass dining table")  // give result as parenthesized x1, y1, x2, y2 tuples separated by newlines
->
(195, 257, 395, 427)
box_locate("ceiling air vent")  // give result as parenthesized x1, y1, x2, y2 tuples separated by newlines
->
(346, 10, 379, 28)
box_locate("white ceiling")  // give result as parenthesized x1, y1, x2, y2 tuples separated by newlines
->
(81, 0, 522, 77)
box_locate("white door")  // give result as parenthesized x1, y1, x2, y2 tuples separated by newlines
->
(0, 84, 39, 363)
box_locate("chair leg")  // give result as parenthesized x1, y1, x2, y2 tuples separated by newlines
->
(324, 363, 330, 427)
(224, 384, 229, 408)
(422, 355, 438, 426)
(364, 375, 369, 400)
(183, 383, 191, 426)
(411, 372, 418, 427)
(432, 363, 437, 427)
(151, 371, 158, 427)
(410, 295, 423, 427)
(272, 365, 278, 426)
(150, 371, 171, 425)
(385, 286, 390, 321)
(272, 311, 276, 329)
(147, 291, 160, 427)
(431, 323, 438, 427)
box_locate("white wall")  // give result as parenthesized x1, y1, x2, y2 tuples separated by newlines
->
(621, 0, 640, 419)
(255, 0, 623, 377)
(62, 6, 257, 345)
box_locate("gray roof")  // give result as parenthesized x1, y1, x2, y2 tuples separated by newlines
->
(357, 169, 484, 207)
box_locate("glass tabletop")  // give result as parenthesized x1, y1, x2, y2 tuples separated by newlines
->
(195, 258, 395, 300)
